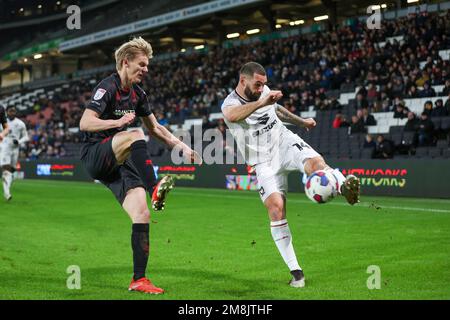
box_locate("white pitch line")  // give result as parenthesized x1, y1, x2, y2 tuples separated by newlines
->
(175, 191, 450, 214)
(16, 180, 450, 213)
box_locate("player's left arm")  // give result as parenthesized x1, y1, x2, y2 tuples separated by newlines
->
(141, 115, 202, 164)
(275, 104, 316, 131)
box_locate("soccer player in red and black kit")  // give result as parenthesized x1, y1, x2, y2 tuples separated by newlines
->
(79, 37, 202, 294)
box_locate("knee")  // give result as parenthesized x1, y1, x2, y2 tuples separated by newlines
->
(129, 130, 145, 143)
(267, 199, 285, 221)
(134, 208, 150, 223)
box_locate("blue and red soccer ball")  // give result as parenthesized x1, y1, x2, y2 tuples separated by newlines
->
(305, 170, 339, 204)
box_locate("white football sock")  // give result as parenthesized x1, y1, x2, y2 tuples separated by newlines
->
(270, 219, 301, 271)
(325, 168, 346, 194)
(2, 171, 12, 199)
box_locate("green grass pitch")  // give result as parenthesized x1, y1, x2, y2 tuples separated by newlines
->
(0, 179, 449, 300)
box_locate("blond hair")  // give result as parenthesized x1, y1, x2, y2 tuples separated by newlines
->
(114, 36, 153, 71)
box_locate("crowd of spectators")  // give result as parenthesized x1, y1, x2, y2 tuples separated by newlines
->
(1, 10, 449, 160)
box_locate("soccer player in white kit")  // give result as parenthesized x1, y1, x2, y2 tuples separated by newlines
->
(1, 106, 29, 201)
(0, 104, 11, 187)
(221, 62, 360, 288)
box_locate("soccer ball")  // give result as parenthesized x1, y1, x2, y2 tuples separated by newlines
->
(304, 170, 339, 204)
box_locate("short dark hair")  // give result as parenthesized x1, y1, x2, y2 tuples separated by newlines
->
(239, 62, 266, 77)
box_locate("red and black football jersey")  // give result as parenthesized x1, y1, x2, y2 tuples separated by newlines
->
(82, 73, 153, 144)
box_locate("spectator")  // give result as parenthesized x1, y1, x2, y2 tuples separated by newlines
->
(363, 134, 376, 149)
(445, 94, 450, 115)
(361, 107, 377, 126)
(392, 77, 404, 98)
(419, 81, 436, 98)
(417, 112, 435, 146)
(404, 112, 419, 132)
(367, 83, 378, 100)
(423, 100, 434, 117)
(349, 115, 366, 135)
(431, 99, 448, 117)
(406, 85, 419, 98)
(393, 103, 410, 119)
(442, 80, 450, 96)
(340, 77, 355, 93)
(156, 112, 169, 127)
(328, 97, 342, 110)
(332, 112, 348, 129)
(201, 115, 215, 132)
(373, 135, 394, 159)
(355, 93, 369, 109)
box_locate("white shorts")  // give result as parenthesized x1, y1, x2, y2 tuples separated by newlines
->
(254, 132, 320, 203)
(0, 146, 19, 167)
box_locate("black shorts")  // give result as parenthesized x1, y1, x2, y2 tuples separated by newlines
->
(81, 138, 145, 205)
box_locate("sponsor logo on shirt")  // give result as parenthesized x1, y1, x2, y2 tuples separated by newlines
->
(252, 119, 278, 137)
(257, 113, 270, 125)
(93, 88, 106, 100)
(113, 109, 136, 117)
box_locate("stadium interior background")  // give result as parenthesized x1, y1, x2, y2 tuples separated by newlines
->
(1, 0, 450, 198)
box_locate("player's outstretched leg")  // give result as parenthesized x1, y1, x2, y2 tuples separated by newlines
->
(123, 187, 164, 294)
(112, 130, 175, 211)
(304, 157, 360, 205)
(265, 193, 305, 288)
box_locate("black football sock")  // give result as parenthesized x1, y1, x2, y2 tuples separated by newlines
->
(130, 140, 157, 192)
(132, 223, 150, 281)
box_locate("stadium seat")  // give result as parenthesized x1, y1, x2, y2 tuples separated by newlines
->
(436, 139, 449, 148)
(431, 117, 442, 130)
(429, 148, 442, 158)
(443, 148, 450, 158)
(361, 148, 374, 159)
(391, 133, 403, 146)
(389, 126, 404, 135)
(441, 117, 450, 131)
(402, 132, 416, 145)
(415, 147, 429, 158)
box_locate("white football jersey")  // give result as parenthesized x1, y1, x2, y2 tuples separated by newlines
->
(1, 117, 28, 149)
(221, 85, 290, 166)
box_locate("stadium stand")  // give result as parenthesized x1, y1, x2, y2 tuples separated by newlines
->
(0, 8, 449, 160)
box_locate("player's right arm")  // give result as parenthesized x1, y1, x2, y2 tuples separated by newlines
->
(79, 83, 135, 132)
(79, 109, 135, 132)
(222, 90, 283, 122)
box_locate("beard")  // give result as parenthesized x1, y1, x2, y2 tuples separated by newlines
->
(244, 85, 261, 102)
